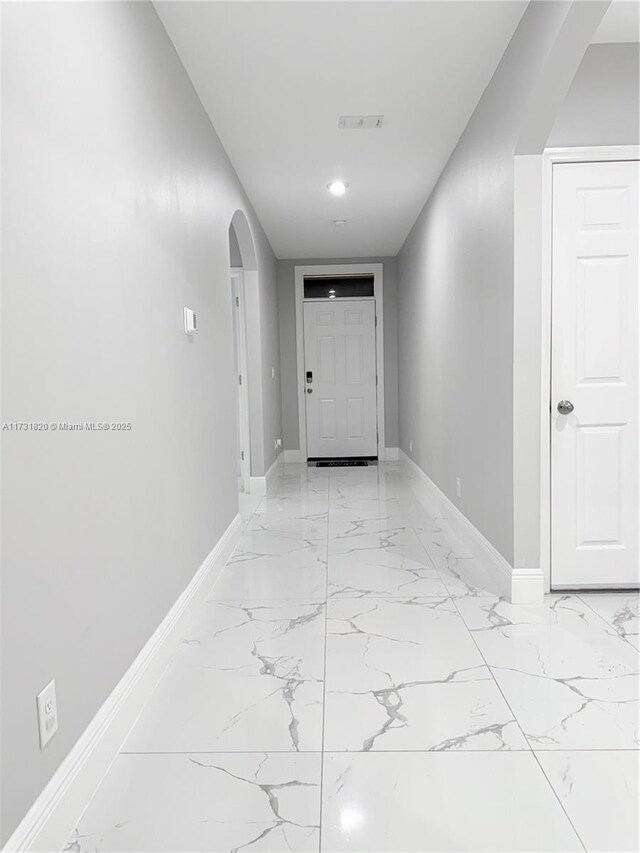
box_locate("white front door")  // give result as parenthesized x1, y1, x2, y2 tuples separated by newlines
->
(551, 159, 639, 588)
(303, 299, 378, 458)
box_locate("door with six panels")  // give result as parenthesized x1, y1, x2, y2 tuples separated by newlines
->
(551, 159, 639, 588)
(303, 299, 378, 459)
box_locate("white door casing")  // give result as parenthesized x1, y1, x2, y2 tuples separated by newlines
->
(551, 159, 639, 588)
(303, 299, 378, 458)
(230, 270, 251, 493)
(294, 263, 385, 460)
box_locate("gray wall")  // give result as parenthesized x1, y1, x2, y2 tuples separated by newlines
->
(277, 257, 399, 451)
(548, 43, 640, 147)
(397, 1, 604, 566)
(0, 1, 280, 841)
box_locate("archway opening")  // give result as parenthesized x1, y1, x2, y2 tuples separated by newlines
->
(228, 210, 261, 498)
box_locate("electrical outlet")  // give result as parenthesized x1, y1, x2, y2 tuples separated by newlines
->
(36, 679, 58, 749)
(275, 438, 282, 449)
(409, 439, 413, 454)
(456, 477, 462, 498)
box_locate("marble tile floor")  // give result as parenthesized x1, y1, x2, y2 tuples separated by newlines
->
(65, 462, 639, 852)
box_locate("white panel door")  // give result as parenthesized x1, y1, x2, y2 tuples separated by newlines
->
(551, 159, 639, 588)
(303, 299, 377, 458)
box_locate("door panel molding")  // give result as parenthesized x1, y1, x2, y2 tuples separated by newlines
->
(295, 263, 385, 460)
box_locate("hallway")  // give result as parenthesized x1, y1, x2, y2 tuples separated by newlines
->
(64, 463, 639, 852)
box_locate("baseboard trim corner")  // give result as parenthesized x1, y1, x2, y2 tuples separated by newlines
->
(399, 451, 543, 605)
(511, 567, 545, 604)
(2, 513, 243, 853)
(249, 452, 283, 495)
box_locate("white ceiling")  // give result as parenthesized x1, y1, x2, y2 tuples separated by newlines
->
(593, 0, 640, 43)
(156, 1, 528, 258)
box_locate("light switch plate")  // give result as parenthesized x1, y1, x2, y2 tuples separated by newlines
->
(36, 679, 58, 749)
(183, 307, 197, 335)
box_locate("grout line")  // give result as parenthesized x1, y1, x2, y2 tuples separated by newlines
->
(317, 463, 331, 852)
(117, 747, 640, 755)
(447, 593, 589, 852)
(530, 750, 588, 853)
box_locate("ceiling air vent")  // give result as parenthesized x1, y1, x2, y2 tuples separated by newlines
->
(338, 115, 384, 129)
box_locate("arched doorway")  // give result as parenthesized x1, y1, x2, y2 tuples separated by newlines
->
(228, 210, 259, 494)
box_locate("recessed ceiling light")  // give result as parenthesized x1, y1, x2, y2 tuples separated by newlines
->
(333, 219, 347, 227)
(327, 180, 348, 197)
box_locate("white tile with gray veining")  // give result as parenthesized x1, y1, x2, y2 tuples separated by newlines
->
(324, 596, 528, 751)
(228, 529, 327, 571)
(579, 592, 640, 651)
(327, 495, 429, 526)
(536, 750, 640, 852)
(456, 594, 640, 749)
(124, 599, 325, 752)
(320, 752, 582, 851)
(253, 495, 329, 520)
(212, 560, 327, 601)
(245, 512, 329, 541)
(415, 521, 503, 600)
(327, 526, 449, 598)
(65, 753, 321, 852)
(328, 516, 415, 539)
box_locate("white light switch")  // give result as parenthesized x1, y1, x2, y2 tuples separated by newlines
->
(183, 307, 197, 335)
(36, 679, 58, 749)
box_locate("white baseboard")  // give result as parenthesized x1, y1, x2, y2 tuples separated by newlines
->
(399, 451, 543, 604)
(384, 447, 400, 461)
(249, 452, 283, 495)
(2, 513, 243, 853)
(283, 449, 302, 464)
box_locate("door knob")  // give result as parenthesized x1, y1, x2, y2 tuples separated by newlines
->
(306, 387, 313, 394)
(557, 400, 574, 415)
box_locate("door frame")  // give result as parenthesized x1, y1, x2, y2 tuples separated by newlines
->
(294, 263, 385, 461)
(540, 146, 640, 592)
(231, 268, 251, 493)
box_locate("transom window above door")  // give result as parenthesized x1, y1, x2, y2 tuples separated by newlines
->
(303, 275, 374, 299)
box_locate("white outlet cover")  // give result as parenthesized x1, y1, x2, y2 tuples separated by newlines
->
(271, 366, 276, 380)
(36, 679, 58, 749)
